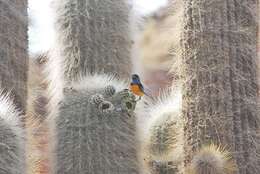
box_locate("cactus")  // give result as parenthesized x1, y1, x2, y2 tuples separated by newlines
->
(52, 75, 138, 173)
(0, 0, 28, 172)
(0, 0, 28, 112)
(26, 55, 50, 174)
(137, 89, 184, 174)
(47, 0, 139, 173)
(187, 144, 237, 174)
(54, 0, 133, 82)
(147, 114, 183, 174)
(149, 112, 183, 161)
(181, 0, 259, 173)
(0, 93, 25, 174)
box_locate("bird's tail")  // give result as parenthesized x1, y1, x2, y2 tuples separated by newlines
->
(143, 85, 154, 98)
(187, 144, 237, 174)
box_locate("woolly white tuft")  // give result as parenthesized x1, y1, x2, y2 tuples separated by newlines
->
(71, 74, 128, 93)
(44, 72, 128, 114)
(147, 87, 182, 127)
(0, 92, 23, 134)
(136, 86, 182, 138)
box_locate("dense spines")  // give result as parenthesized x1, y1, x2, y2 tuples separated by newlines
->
(48, 0, 138, 173)
(71, 74, 128, 93)
(149, 112, 183, 161)
(137, 88, 184, 174)
(53, 75, 139, 174)
(187, 145, 237, 174)
(53, 0, 133, 81)
(26, 55, 51, 174)
(0, 93, 25, 174)
(0, 0, 28, 112)
(181, 0, 259, 173)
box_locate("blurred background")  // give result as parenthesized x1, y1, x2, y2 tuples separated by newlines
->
(28, 0, 175, 96)
(28, 0, 168, 54)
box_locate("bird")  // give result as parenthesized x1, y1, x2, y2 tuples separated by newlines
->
(130, 74, 146, 101)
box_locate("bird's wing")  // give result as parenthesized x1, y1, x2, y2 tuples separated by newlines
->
(141, 83, 154, 97)
(139, 83, 144, 91)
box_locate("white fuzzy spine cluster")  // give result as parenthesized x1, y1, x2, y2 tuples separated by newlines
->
(0, 92, 25, 174)
(187, 145, 237, 174)
(136, 87, 184, 174)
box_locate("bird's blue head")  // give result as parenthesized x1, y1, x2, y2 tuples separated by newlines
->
(132, 74, 140, 83)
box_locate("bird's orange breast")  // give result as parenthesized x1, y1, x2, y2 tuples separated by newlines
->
(130, 84, 144, 96)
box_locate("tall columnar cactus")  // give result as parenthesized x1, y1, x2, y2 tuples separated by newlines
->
(0, 93, 25, 174)
(54, 0, 132, 82)
(0, 0, 28, 111)
(181, 0, 259, 173)
(48, 0, 139, 173)
(53, 75, 138, 173)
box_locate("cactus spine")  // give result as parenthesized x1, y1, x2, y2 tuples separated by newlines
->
(0, 93, 25, 174)
(138, 89, 184, 174)
(54, 0, 132, 82)
(181, 0, 259, 173)
(55, 78, 138, 173)
(49, 0, 139, 173)
(0, 1, 27, 172)
(187, 145, 237, 174)
(0, 0, 28, 112)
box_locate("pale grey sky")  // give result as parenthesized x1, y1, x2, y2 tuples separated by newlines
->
(28, 0, 55, 54)
(134, 0, 168, 15)
(28, 0, 168, 54)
